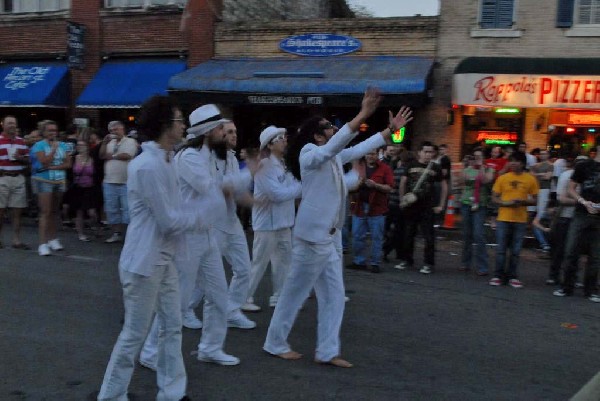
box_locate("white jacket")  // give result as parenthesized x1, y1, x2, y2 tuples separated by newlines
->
(214, 150, 252, 234)
(293, 123, 386, 244)
(252, 154, 302, 231)
(119, 141, 205, 277)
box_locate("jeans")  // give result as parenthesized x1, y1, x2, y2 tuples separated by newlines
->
(460, 204, 488, 273)
(103, 182, 129, 225)
(561, 213, 600, 296)
(383, 205, 405, 260)
(494, 221, 526, 281)
(352, 214, 386, 266)
(549, 217, 571, 282)
(403, 208, 435, 266)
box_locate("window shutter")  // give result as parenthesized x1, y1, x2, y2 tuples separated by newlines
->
(556, 0, 574, 27)
(497, 0, 514, 28)
(480, 0, 498, 28)
(480, 0, 514, 28)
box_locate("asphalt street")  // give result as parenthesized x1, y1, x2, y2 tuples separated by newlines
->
(0, 222, 598, 401)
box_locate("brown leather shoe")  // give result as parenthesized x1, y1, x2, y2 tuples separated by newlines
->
(315, 356, 353, 368)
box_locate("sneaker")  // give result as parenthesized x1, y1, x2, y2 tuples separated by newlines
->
(182, 311, 203, 330)
(269, 295, 278, 308)
(48, 238, 63, 251)
(241, 301, 262, 313)
(139, 358, 157, 371)
(588, 294, 600, 303)
(394, 261, 410, 270)
(227, 313, 256, 329)
(419, 265, 432, 274)
(38, 243, 51, 256)
(344, 296, 350, 302)
(575, 282, 584, 289)
(489, 277, 502, 286)
(105, 232, 122, 243)
(197, 350, 240, 366)
(542, 245, 551, 252)
(545, 278, 558, 285)
(78, 235, 91, 242)
(508, 278, 524, 289)
(553, 289, 571, 297)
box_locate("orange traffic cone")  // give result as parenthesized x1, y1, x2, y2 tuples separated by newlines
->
(441, 195, 456, 230)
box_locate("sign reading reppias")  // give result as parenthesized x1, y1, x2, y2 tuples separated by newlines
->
(453, 74, 600, 109)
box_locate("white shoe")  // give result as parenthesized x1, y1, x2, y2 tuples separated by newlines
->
(419, 265, 433, 274)
(197, 350, 240, 366)
(78, 235, 91, 242)
(38, 243, 51, 256)
(182, 311, 203, 329)
(241, 298, 262, 312)
(105, 232, 122, 243)
(227, 313, 256, 329)
(344, 296, 350, 302)
(394, 261, 409, 270)
(269, 295, 278, 308)
(48, 238, 63, 251)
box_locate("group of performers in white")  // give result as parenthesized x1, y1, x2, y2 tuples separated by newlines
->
(96, 89, 412, 401)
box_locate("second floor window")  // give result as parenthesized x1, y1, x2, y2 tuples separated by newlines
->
(576, 0, 600, 25)
(104, 0, 186, 7)
(1, 0, 69, 13)
(480, 0, 514, 29)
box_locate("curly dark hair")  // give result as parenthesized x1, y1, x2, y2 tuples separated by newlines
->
(287, 116, 324, 181)
(137, 95, 179, 141)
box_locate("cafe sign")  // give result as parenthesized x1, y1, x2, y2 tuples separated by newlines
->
(3, 66, 50, 91)
(248, 95, 323, 105)
(453, 73, 600, 109)
(279, 33, 361, 57)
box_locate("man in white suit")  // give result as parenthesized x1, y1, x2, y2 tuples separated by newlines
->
(244, 125, 302, 312)
(263, 88, 412, 367)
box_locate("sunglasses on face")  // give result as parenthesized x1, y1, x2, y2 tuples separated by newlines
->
(320, 122, 334, 130)
(270, 133, 287, 144)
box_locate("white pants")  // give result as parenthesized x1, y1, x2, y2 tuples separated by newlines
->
(263, 231, 346, 362)
(98, 264, 186, 401)
(535, 188, 550, 219)
(247, 228, 292, 302)
(190, 220, 251, 318)
(141, 231, 228, 359)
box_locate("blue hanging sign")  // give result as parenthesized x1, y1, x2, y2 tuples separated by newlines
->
(279, 33, 361, 57)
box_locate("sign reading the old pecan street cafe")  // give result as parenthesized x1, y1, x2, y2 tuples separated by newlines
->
(279, 34, 361, 57)
(67, 21, 86, 70)
(453, 73, 600, 109)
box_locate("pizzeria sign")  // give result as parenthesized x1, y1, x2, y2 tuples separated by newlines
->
(453, 73, 600, 109)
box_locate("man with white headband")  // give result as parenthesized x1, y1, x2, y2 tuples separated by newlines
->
(243, 125, 302, 312)
(140, 104, 247, 368)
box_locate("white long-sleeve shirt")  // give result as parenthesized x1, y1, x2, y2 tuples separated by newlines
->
(252, 154, 302, 231)
(174, 145, 226, 231)
(119, 141, 204, 277)
(214, 150, 252, 233)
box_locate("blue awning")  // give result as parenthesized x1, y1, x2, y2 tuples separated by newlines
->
(0, 63, 69, 107)
(77, 60, 186, 108)
(169, 56, 433, 95)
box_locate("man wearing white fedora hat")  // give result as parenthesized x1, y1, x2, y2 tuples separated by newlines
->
(140, 104, 247, 368)
(243, 125, 302, 312)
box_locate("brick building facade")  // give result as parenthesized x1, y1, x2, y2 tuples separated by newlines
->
(435, 0, 600, 160)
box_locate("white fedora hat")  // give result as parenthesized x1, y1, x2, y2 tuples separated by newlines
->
(259, 125, 286, 150)
(186, 104, 230, 137)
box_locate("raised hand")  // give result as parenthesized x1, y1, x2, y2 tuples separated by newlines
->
(360, 87, 383, 119)
(388, 106, 413, 131)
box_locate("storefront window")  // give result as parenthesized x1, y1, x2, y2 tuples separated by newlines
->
(461, 106, 523, 155)
(104, 0, 186, 8)
(575, 0, 600, 25)
(1, 0, 69, 13)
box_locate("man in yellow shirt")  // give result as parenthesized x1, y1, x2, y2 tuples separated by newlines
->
(490, 152, 539, 288)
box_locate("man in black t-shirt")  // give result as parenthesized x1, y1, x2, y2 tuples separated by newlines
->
(554, 137, 600, 303)
(396, 141, 447, 274)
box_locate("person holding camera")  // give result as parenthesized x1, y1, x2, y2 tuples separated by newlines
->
(490, 151, 539, 288)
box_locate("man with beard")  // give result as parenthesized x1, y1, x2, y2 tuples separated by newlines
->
(243, 125, 302, 312)
(263, 88, 412, 368)
(140, 105, 246, 370)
